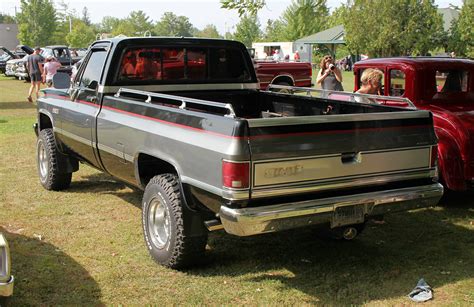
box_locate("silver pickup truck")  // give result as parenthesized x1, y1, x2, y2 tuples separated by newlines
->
(35, 37, 443, 269)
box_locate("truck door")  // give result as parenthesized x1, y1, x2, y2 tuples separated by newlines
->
(60, 47, 108, 168)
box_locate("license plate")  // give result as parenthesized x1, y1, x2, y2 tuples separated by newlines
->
(331, 204, 366, 228)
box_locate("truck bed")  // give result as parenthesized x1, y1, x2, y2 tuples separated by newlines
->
(99, 88, 437, 203)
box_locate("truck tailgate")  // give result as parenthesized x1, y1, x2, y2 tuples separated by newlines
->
(246, 111, 437, 198)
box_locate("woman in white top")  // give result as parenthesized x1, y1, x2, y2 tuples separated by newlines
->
(42, 56, 62, 87)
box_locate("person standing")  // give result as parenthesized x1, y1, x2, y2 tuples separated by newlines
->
(42, 56, 62, 87)
(294, 50, 300, 61)
(26, 47, 44, 102)
(316, 55, 343, 92)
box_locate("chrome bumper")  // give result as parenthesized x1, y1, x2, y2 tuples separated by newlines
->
(220, 183, 443, 236)
(0, 276, 14, 297)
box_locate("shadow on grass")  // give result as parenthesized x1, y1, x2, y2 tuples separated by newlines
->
(192, 205, 474, 304)
(0, 101, 37, 110)
(1, 228, 103, 306)
(68, 172, 142, 208)
(61, 173, 473, 304)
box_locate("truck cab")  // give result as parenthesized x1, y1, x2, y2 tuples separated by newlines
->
(354, 57, 474, 191)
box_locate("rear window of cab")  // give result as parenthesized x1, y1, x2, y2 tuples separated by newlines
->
(114, 46, 252, 84)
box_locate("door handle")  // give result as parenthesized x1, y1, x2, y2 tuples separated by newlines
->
(341, 152, 362, 164)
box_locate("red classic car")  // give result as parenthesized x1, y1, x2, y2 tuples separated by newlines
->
(354, 57, 474, 191)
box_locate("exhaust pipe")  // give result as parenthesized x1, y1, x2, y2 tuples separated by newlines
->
(204, 219, 224, 232)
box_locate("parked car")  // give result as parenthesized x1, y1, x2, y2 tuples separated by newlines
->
(0, 232, 14, 299)
(353, 57, 474, 191)
(4, 45, 32, 78)
(35, 37, 442, 269)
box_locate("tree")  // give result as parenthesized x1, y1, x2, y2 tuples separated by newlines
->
(282, 0, 329, 41)
(99, 16, 121, 33)
(17, 0, 57, 46)
(81, 7, 91, 26)
(220, 0, 266, 16)
(262, 19, 287, 42)
(343, 0, 444, 57)
(454, 0, 474, 57)
(327, 5, 346, 28)
(66, 20, 96, 47)
(195, 24, 222, 38)
(233, 14, 262, 47)
(154, 12, 194, 37)
(128, 10, 153, 36)
(0, 13, 15, 23)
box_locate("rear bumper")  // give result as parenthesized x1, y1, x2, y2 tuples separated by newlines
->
(219, 183, 443, 236)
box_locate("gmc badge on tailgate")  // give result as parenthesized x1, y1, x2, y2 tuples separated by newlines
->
(264, 165, 304, 178)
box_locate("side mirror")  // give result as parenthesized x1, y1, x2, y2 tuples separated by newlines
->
(87, 80, 98, 90)
(52, 72, 70, 89)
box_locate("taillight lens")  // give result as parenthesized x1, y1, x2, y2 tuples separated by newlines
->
(430, 145, 438, 168)
(222, 160, 250, 189)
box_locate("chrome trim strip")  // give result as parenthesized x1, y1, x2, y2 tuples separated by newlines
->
(180, 176, 227, 197)
(97, 143, 134, 162)
(219, 183, 443, 236)
(251, 169, 436, 199)
(99, 83, 259, 94)
(55, 128, 93, 147)
(246, 110, 431, 128)
(252, 145, 432, 164)
(253, 147, 431, 187)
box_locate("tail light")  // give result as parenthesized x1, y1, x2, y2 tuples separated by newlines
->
(222, 160, 250, 189)
(430, 145, 438, 168)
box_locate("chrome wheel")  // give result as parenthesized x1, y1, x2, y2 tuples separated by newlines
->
(38, 140, 48, 180)
(147, 196, 171, 249)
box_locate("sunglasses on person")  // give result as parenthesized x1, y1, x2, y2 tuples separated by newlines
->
(324, 57, 332, 60)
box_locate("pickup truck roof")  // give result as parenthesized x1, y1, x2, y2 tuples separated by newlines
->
(357, 57, 474, 69)
(94, 37, 258, 86)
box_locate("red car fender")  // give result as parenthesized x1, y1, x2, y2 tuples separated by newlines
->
(436, 128, 466, 191)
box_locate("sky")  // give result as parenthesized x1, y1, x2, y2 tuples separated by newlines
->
(0, 0, 463, 34)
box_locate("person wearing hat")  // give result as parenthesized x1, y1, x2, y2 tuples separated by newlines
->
(42, 56, 61, 87)
(26, 47, 44, 102)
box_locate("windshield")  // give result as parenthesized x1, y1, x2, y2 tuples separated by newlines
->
(115, 46, 252, 84)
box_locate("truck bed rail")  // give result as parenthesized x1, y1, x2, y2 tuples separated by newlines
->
(266, 84, 417, 109)
(114, 87, 237, 118)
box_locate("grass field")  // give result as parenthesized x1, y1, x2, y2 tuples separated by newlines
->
(0, 77, 473, 305)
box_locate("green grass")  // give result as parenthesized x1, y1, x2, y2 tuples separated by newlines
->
(0, 78, 473, 305)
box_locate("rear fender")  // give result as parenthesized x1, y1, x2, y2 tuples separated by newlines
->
(437, 130, 466, 191)
(134, 152, 208, 236)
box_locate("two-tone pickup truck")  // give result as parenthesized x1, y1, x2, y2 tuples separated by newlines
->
(35, 37, 443, 269)
(354, 58, 474, 191)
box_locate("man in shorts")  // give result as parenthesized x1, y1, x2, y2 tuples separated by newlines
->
(26, 46, 44, 102)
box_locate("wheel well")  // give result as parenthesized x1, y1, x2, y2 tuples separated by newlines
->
(39, 113, 53, 131)
(137, 153, 178, 188)
(272, 76, 294, 86)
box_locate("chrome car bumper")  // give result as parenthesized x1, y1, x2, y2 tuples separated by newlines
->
(0, 276, 14, 297)
(220, 183, 443, 236)
(0, 233, 13, 297)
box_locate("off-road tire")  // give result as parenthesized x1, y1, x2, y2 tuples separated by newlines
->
(36, 128, 72, 190)
(142, 174, 207, 269)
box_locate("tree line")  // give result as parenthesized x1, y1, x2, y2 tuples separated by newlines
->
(1, 0, 472, 58)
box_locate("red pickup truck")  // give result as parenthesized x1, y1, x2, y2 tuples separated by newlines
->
(254, 60, 312, 90)
(353, 57, 474, 191)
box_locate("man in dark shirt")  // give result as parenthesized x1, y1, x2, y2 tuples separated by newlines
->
(27, 46, 44, 102)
